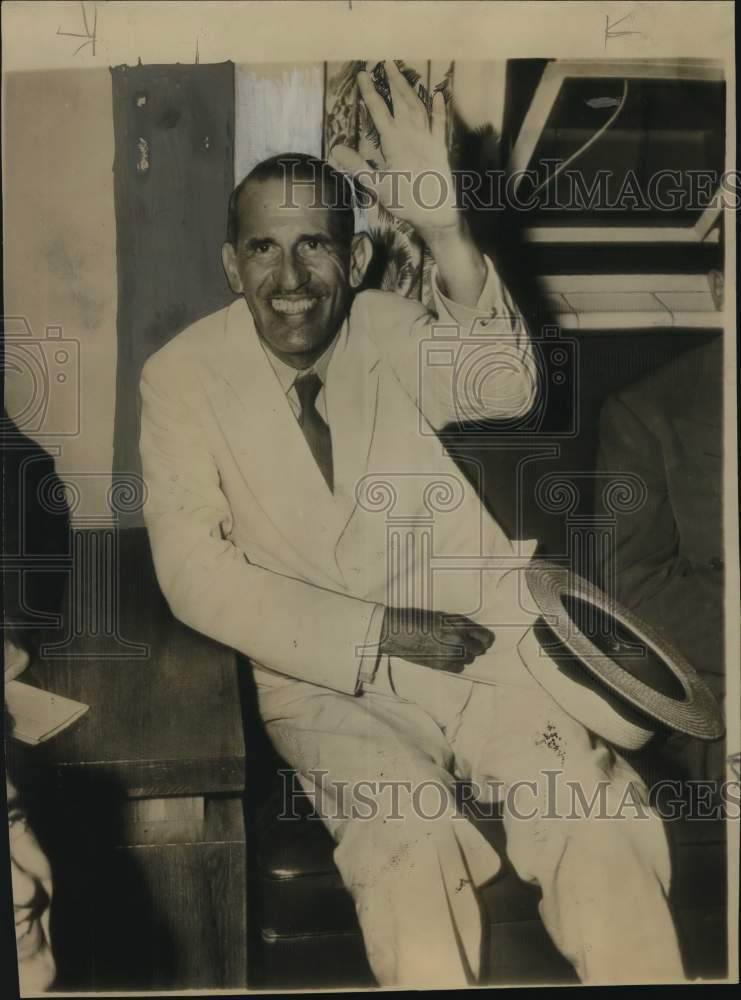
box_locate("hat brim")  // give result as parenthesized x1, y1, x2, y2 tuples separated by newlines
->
(523, 561, 724, 743)
(518, 626, 657, 750)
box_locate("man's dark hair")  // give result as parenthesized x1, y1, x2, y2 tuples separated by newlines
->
(226, 152, 356, 248)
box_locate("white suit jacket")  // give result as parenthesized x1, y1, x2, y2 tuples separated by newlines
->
(139, 258, 540, 695)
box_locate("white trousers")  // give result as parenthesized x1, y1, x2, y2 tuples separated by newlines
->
(257, 648, 685, 988)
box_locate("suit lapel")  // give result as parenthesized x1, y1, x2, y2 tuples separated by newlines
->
(214, 299, 347, 589)
(325, 309, 381, 519)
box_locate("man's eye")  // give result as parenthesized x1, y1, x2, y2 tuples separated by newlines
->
(301, 239, 322, 252)
(247, 242, 274, 255)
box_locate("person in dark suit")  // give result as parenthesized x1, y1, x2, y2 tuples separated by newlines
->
(3, 414, 69, 993)
(596, 336, 725, 779)
(2, 412, 70, 656)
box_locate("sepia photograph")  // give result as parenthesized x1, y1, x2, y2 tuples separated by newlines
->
(2, 1, 738, 994)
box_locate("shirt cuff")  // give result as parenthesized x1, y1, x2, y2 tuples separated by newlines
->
(356, 602, 386, 689)
(431, 253, 518, 334)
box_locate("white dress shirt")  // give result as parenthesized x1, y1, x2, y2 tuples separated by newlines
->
(262, 335, 338, 423)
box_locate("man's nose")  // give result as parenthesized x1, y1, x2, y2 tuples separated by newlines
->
(276, 249, 309, 292)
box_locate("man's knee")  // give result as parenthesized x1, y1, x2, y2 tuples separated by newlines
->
(334, 797, 461, 885)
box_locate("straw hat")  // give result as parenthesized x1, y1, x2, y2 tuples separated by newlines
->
(518, 561, 724, 751)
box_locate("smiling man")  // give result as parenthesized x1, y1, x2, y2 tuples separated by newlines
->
(140, 62, 684, 988)
(222, 156, 359, 369)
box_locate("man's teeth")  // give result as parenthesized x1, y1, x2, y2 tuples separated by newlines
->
(271, 297, 317, 315)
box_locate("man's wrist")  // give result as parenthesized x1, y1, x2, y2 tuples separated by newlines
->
(418, 214, 470, 255)
(422, 215, 487, 307)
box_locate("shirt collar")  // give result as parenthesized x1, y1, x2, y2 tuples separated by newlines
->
(262, 332, 339, 396)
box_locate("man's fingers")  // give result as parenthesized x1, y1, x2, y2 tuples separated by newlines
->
(329, 145, 381, 206)
(388, 608, 494, 671)
(434, 653, 467, 673)
(385, 59, 421, 117)
(356, 70, 393, 131)
(439, 616, 495, 659)
(475, 624, 496, 650)
(329, 144, 367, 178)
(444, 614, 494, 643)
(431, 88, 448, 143)
(460, 630, 490, 658)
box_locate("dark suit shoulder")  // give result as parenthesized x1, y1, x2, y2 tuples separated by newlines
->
(612, 337, 723, 428)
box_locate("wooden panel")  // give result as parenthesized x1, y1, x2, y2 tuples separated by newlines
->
(256, 931, 373, 990)
(46, 794, 246, 991)
(10, 537, 249, 995)
(111, 797, 247, 990)
(18, 527, 246, 798)
(111, 63, 236, 518)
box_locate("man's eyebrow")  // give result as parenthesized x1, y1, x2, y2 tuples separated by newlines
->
(297, 232, 334, 244)
(244, 236, 276, 249)
(242, 232, 335, 250)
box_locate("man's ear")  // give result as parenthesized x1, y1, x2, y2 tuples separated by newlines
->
(222, 242, 244, 294)
(349, 232, 374, 290)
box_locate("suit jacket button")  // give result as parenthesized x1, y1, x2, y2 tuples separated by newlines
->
(709, 557, 724, 571)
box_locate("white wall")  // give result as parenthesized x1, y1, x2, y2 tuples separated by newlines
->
(3, 68, 118, 521)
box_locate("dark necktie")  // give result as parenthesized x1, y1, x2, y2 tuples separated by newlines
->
(294, 372, 334, 492)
